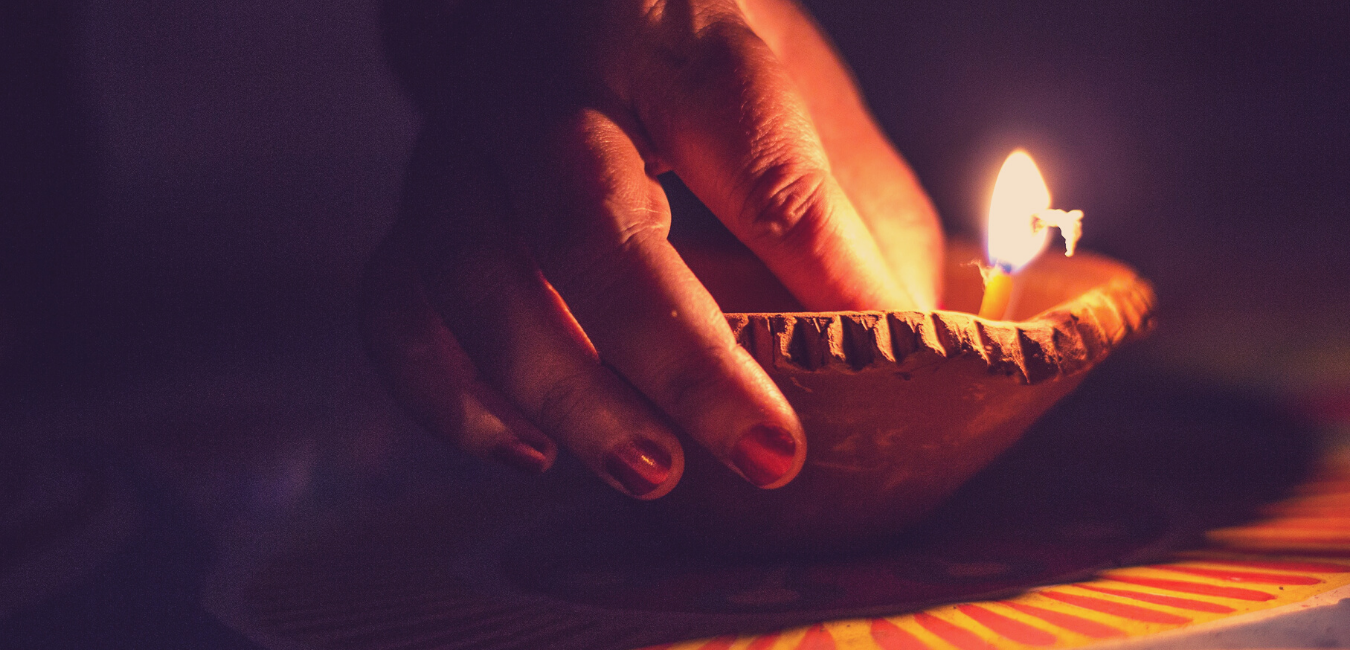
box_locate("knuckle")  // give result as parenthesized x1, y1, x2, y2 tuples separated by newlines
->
(532, 112, 661, 254)
(693, 17, 756, 48)
(651, 342, 741, 415)
(533, 369, 596, 436)
(654, 18, 756, 92)
(452, 392, 502, 452)
(648, 336, 745, 408)
(545, 109, 613, 160)
(738, 161, 832, 245)
(546, 219, 669, 314)
(612, 218, 673, 260)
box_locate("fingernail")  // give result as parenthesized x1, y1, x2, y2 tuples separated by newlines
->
(730, 425, 797, 487)
(492, 439, 551, 475)
(604, 439, 672, 496)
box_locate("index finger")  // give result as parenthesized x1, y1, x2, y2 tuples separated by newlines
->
(625, 5, 915, 311)
(742, 0, 945, 310)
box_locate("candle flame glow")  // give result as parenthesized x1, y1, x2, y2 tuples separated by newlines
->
(987, 150, 1052, 271)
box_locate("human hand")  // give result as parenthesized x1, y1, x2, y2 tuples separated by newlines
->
(364, 0, 942, 499)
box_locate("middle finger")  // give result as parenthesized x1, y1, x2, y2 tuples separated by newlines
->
(511, 107, 807, 489)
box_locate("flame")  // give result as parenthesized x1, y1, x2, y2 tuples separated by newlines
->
(986, 150, 1052, 271)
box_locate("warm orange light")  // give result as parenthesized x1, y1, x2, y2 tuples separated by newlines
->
(978, 150, 1084, 320)
(987, 150, 1052, 271)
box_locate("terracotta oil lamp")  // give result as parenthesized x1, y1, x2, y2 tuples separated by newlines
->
(656, 152, 1155, 556)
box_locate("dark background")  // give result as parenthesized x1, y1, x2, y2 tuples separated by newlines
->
(3, 2, 1348, 647)
(5, 0, 1349, 386)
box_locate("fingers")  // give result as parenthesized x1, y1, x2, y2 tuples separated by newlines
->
(511, 108, 808, 489)
(362, 224, 556, 474)
(404, 133, 688, 499)
(625, 3, 916, 311)
(740, 0, 944, 309)
(376, 0, 940, 500)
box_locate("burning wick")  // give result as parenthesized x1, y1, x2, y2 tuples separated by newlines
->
(976, 263, 1016, 320)
(977, 150, 1084, 320)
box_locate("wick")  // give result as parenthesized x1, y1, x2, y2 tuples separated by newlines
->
(971, 260, 1013, 284)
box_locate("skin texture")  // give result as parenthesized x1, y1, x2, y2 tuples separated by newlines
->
(365, 0, 942, 499)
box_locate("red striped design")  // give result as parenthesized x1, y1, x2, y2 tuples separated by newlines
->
(1000, 602, 1124, 639)
(1106, 576, 1275, 600)
(1158, 565, 1321, 585)
(1039, 591, 1191, 624)
(745, 632, 781, 650)
(913, 613, 997, 650)
(870, 619, 929, 650)
(795, 624, 836, 650)
(1077, 585, 1235, 613)
(957, 605, 1057, 646)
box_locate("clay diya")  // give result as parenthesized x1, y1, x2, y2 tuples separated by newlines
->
(655, 240, 1156, 556)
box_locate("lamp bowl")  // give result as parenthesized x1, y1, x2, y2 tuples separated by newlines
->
(654, 240, 1155, 557)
